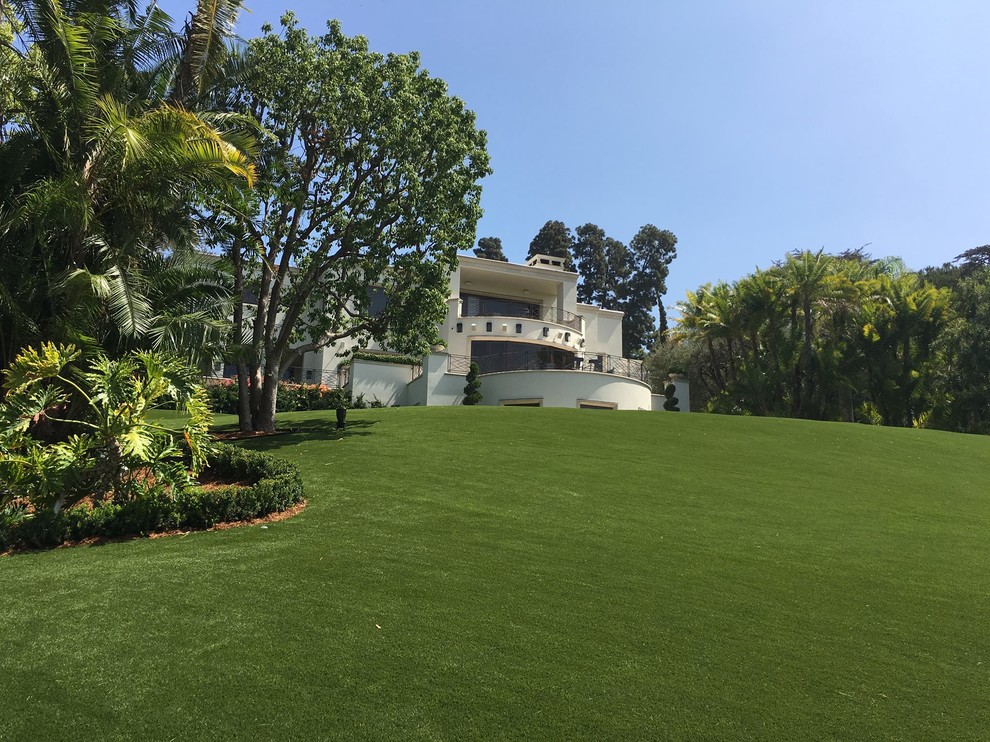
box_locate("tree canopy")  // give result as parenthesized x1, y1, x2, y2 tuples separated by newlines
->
(547, 221, 677, 358)
(474, 236, 508, 261)
(527, 220, 575, 270)
(657, 249, 990, 431)
(0, 0, 254, 368)
(218, 15, 490, 431)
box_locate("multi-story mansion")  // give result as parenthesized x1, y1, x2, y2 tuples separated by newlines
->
(249, 254, 688, 411)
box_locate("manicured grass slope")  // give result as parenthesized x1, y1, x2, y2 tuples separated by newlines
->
(2, 408, 987, 740)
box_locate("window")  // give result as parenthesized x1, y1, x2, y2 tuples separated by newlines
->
(461, 293, 541, 320)
(486, 321, 493, 332)
(500, 399, 543, 407)
(366, 286, 388, 317)
(456, 322, 463, 333)
(470, 340, 575, 374)
(515, 323, 523, 333)
(578, 400, 616, 410)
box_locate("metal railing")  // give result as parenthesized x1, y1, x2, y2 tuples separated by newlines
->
(461, 304, 582, 331)
(446, 351, 648, 383)
(447, 354, 472, 374)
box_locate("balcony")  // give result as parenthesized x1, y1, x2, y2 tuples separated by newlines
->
(447, 351, 648, 383)
(460, 293, 582, 331)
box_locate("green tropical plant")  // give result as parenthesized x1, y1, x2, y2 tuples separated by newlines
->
(0, 343, 213, 514)
(669, 250, 954, 428)
(0, 0, 255, 368)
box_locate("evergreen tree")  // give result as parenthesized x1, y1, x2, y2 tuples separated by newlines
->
(572, 223, 629, 308)
(663, 383, 680, 411)
(625, 225, 678, 349)
(474, 237, 508, 261)
(463, 362, 483, 405)
(527, 220, 575, 270)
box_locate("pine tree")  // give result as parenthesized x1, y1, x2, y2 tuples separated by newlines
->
(474, 237, 508, 261)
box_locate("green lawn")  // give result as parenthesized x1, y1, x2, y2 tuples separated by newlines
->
(2, 408, 988, 740)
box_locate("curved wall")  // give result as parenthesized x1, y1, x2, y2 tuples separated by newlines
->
(478, 370, 652, 410)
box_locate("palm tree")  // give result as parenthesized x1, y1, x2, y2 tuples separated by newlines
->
(0, 0, 254, 368)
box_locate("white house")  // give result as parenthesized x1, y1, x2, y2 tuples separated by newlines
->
(254, 254, 688, 411)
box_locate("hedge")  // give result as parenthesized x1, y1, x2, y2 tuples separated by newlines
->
(345, 351, 422, 366)
(205, 380, 349, 414)
(0, 444, 304, 552)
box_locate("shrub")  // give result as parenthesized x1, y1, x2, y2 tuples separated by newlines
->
(203, 378, 239, 413)
(348, 351, 421, 366)
(0, 444, 303, 551)
(0, 344, 213, 514)
(463, 362, 482, 405)
(204, 380, 350, 414)
(663, 383, 680, 412)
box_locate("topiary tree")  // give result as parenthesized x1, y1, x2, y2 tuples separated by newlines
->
(463, 363, 483, 405)
(663, 383, 680, 412)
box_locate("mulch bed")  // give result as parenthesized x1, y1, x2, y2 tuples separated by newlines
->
(0, 500, 310, 555)
(2, 466, 307, 555)
(149, 499, 308, 537)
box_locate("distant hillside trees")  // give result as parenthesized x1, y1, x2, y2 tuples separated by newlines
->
(527, 220, 677, 359)
(474, 237, 508, 261)
(655, 249, 990, 434)
(527, 220, 575, 270)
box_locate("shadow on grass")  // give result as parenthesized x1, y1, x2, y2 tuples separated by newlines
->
(214, 416, 379, 453)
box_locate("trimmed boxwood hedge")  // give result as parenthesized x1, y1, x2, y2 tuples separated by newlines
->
(0, 444, 303, 552)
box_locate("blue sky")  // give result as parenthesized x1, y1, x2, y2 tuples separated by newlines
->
(168, 0, 990, 313)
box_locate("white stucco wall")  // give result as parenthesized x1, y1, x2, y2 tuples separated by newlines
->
(348, 359, 415, 406)
(669, 377, 691, 412)
(406, 353, 465, 406)
(477, 370, 652, 410)
(406, 370, 428, 406)
(578, 305, 624, 357)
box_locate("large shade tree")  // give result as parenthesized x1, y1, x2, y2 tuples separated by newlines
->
(218, 15, 490, 432)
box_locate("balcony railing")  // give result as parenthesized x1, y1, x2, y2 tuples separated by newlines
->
(448, 354, 472, 375)
(461, 304, 582, 331)
(446, 352, 648, 383)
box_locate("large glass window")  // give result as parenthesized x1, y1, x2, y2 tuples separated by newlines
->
(462, 293, 541, 320)
(471, 340, 575, 374)
(367, 286, 387, 316)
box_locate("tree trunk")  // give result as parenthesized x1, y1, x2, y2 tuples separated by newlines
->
(236, 362, 253, 432)
(254, 372, 280, 433)
(799, 297, 815, 417)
